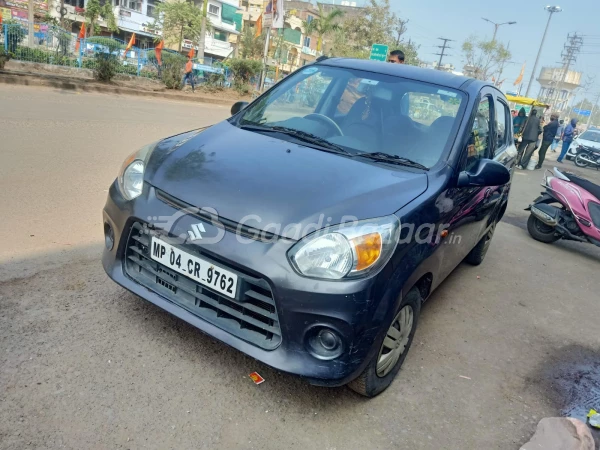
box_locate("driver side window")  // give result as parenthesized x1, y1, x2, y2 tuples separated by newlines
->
(466, 95, 492, 171)
(268, 72, 333, 120)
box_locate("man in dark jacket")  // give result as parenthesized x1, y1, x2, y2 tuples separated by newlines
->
(517, 109, 542, 169)
(521, 114, 559, 169)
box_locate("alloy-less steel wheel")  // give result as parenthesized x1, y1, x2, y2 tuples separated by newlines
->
(347, 288, 421, 398)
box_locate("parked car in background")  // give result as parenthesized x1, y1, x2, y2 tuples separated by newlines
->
(567, 129, 600, 161)
(102, 59, 513, 397)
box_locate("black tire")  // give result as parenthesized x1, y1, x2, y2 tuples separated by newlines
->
(465, 222, 496, 266)
(575, 152, 590, 168)
(527, 214, 560, 243)
(347, 288, 421, 398)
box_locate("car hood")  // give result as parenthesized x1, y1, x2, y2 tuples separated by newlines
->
(145, 121, 428, 240)
(576, 138, 600, 149)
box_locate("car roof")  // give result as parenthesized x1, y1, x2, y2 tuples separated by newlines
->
(316, 57, 493, 94)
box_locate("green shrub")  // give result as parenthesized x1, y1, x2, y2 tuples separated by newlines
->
(93, 53, 119, 82)
(0, 48, 12, 70)
(82, 58, 96, 69)
(116, 63, 139, 76)
(228, 58, 262, 86)
(234, 82, 251, 95)
(161, 63, 183, 89)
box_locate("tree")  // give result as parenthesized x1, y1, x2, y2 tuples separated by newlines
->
(240, 25, 264, 59)
(198, 0, 208, 61)
(462, 36, 511, 81)
(302, 4, 343, 54)
(84, 0, 118, 37)
(329, 0, 420, 65)
(153, 0, 207, 52)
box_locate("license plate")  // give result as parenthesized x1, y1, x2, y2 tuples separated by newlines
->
(150, 237, 238, 299)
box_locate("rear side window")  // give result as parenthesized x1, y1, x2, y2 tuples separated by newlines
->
(466, 96, 492, 170)
(495, 99, 510, 150)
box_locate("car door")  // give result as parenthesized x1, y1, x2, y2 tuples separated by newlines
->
(435, 88, 497, 281)
(485, 94, 517, 221)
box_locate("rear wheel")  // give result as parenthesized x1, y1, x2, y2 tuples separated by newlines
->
(527, 214, 560, 243)
(347, 288, 421, 398)
(575, 152, 590, 168)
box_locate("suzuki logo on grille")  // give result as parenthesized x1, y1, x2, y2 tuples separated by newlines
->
(188, 223, 206, 241)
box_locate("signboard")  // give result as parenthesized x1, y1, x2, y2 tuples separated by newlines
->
(574, 108, 592, 117)
(263, 12, 272, 27)
(369, 44, 388, 62)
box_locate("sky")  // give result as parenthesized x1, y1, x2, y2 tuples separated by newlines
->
(352, 0, 600, 103)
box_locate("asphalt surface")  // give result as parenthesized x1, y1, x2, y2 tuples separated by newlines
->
(1, 84, 600, 450)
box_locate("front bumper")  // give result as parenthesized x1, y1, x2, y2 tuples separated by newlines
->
(102, 181, 399, 386)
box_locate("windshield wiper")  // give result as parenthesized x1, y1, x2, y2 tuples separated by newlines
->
(357, 152, 429, 170)
(240, 124, 351, 155)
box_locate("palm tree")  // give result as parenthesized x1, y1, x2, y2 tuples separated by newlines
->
(302, 4, 344, 54)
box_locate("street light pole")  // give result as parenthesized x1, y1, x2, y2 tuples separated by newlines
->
(524, 5, 562, 97)
(482, 18, 517, 42)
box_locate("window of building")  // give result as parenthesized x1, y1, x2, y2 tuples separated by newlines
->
(125, 0, 141, 11)
(214, 30, 228, 41)
(146, 0, 157, 17)
(303, 36, 310, 47)
(208, 4, 219, 15)
(306, 15, 313, 23)
(65, 0, 84, 8)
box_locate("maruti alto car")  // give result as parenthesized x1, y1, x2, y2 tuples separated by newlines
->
(103, 58, 513, 397)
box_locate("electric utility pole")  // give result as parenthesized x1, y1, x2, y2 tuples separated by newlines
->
(551, 33, 583, 113)
(434, 37, 453, 70)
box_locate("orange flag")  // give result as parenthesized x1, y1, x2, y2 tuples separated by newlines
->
(514, 63, 526, 86)
(187, 47, 195, 59)
(255, 14, 262, 37)
(125, 33, 136, 53)
(155, 40, 164, 66)
(74, 22, 85, 52)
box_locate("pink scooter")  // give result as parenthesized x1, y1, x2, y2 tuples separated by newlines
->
(526, 168, 600, 246)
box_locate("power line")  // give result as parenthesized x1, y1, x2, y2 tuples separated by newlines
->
(434, 37, 453, 70)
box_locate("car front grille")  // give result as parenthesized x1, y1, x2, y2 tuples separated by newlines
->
(123, 222, 281, 350)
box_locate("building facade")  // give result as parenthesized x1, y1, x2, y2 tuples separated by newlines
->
(537, 66, 582, 113)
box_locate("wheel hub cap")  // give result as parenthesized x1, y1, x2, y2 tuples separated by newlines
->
(376, 305, 414, 377)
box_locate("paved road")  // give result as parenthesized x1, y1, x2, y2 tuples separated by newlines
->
(1, 85, 600, 450)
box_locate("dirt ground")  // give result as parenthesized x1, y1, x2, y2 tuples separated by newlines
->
(1, 84, 600, 449)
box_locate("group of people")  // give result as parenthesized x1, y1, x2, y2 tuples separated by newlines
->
(513, 107, 579, 169)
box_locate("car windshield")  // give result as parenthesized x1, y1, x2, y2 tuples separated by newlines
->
(238, 65, 466, 168)
(580, 131, 600, 143)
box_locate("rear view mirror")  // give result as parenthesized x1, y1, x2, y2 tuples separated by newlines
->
(457, 159, 510, 187)
(231, 101, 249, 115)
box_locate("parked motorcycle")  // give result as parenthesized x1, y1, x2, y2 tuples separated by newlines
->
(574, 146, 600, 169)
(526, 168, 600, 246)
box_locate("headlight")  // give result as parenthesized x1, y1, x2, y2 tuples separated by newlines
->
(288, 215, 400, 280)
(117, 141, 159, 200)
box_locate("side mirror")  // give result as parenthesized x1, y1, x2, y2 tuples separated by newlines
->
(231, 101, 249, 115)
(457, 159, 511, 188)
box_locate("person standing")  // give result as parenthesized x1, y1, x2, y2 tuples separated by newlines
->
(557, 118, 578, 163)
(388, 50, 405, 64)
(517, 109, 542, 169)
(513, 108, 527, 135)
(551, 119, 564, 152)
(182, 57, 195, 92)
(524, 114, 559, 169)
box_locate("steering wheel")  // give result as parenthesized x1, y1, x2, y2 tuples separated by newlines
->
(304, 113, 344, 137)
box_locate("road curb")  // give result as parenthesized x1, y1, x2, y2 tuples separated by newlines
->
(0, 70, 234, 106)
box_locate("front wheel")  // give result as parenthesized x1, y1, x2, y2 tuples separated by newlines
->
(527, 214, 560, 243)
(465, 222, 496, 266)
(575, 152, 590, 168)
(347, 288, 421, 398)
